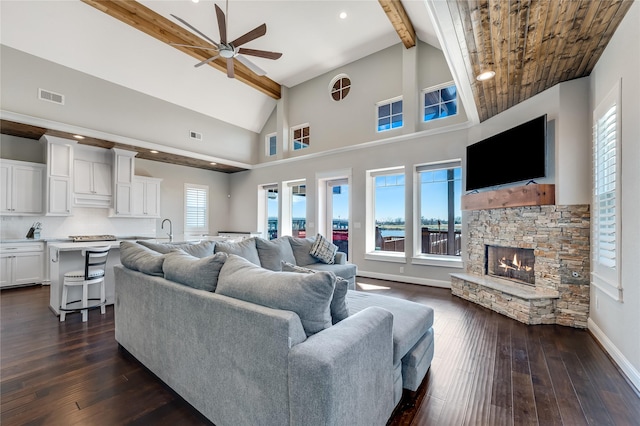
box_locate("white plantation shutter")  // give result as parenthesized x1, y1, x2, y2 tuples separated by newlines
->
(592, 82, 622, 301)
(185, 184, 208, 234)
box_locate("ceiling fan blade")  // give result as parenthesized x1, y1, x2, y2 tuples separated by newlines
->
(170, 14, 219, 48)
(170, 42, 218, 52)
(235, 54, 267, 76)
(215, 4, 227, 45)
(195, 55, 221, 68)
(238, 48, 282, 60)
(226, 58, 235, 78)
(231, 23, 266, 48)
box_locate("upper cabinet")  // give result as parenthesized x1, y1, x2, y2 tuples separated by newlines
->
(73, 146, 112, 208)
(132, 176, 162, 217)
(0, 159, 45, 215)
(111, 148, 136, 217)
(41, 135, 75, 216)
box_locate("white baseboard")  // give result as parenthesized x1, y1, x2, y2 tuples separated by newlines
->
(588, 318, 640, 393)
(357, 270, 451, 289)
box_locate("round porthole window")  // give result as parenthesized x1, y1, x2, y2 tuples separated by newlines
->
(329, 74, 351, 101)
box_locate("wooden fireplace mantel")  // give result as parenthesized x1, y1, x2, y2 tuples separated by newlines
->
(462, 183, 555, 211)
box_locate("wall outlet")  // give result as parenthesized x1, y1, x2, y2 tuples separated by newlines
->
(354, 222, 361, 229)
(399, 266, 404, 274)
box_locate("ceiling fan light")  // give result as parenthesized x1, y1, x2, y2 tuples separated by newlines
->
(476, 70, 496, 81)
(339, 11, 347, 19)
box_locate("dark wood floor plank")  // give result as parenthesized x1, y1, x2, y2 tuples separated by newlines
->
(2, 282, 639, 426)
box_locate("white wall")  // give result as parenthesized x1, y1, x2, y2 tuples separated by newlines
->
(588, 1, 640, 390)
(0, 45, 259, 164)
(257, 41, 468, 164)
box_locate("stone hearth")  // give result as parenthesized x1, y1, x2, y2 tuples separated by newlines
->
(451, 205, 590, 328)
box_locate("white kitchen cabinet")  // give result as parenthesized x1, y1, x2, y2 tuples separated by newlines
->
(132, 176, 161, 217)
(42, 135, 75, 216)
(0, 160, 45, 215)
(0, 242, 45, 288)
(111, 148, 136, 216)
(74, 159, 112, 207)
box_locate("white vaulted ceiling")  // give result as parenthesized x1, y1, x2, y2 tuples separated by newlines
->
(0, 0, 439, 134)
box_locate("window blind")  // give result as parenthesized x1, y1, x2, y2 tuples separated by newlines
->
(185, 184, 208, 232)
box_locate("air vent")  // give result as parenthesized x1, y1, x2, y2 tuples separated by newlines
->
(189, 130, 203, 141)
(38, 88, 65, 105)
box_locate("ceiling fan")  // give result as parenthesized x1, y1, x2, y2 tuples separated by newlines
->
(170, 1, 282, 78)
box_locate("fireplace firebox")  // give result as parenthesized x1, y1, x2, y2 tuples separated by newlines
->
(485, 245, 535, 286)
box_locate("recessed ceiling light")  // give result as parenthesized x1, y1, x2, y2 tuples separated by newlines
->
(476, 70, 496, 81)
(192, 0, 199, 3)
(210, 162, 217, 166)
(73, 135, 85, 140)
(150, 150, 159, 154)
(339, 11, 347, 19)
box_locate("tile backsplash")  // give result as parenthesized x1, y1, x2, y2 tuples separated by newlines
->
(0, 207, 157, 240)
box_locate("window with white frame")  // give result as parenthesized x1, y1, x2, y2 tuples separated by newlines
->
(376, 97, 403, 132)
(184, 184, 208, 235)
(263, 184, 279, 240)
(288, 181, 307, 238)
(291, 124, 310, 151)
(371, 169, 405, 253)
(422, 83, 457, 122)
(592, 81, 622, 301)
(416, 161, 462, 257)
(266, 133, 277, 157)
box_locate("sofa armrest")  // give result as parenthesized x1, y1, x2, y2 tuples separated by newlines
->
(334, 251, 347, 264)
(288, 307, 395, 426)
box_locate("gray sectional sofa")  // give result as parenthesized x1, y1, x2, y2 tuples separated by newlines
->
(115, 236, 434, 426)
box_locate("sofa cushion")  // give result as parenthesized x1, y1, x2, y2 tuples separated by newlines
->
(255, 237, 296, 271)
(162, 250, 228, 292)
(309, 233, 338, 264)
(216, 255, 334, 336)
(281, 261, 349, 324)
(346, 291, 434, 365)
(119, 241, 165, 276)
(137, 240, 215, 258)
(214, 238, 261, 266)
(303, 262, 357, 282)
(288, 236, 318, 266)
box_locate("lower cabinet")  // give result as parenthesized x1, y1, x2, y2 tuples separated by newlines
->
(0, 242, 45, 288)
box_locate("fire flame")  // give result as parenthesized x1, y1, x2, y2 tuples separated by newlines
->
(498, 253, 533, 272)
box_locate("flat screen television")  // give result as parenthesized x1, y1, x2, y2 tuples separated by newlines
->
(466, 114, 547, 191)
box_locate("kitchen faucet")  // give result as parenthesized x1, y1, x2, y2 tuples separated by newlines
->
(161, 219, 173, 242)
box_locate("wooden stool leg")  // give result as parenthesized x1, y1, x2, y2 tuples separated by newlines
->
(60, 283, 68, 322)
(82, 282, 88, 322)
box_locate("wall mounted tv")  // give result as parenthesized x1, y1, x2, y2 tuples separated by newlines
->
(466, 114, 547, 191)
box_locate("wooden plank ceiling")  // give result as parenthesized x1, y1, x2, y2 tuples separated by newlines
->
(448, 0, 633, 122)
(0, 120, 247, 173)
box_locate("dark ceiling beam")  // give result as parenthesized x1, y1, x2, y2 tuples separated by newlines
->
(378, 0, 417, 49)
(81, 0, 281, 99)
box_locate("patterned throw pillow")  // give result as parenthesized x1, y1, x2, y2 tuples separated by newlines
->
(309, 233, 338, 264)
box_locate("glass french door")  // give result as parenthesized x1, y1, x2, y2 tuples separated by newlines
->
(326, 179, 349, 258)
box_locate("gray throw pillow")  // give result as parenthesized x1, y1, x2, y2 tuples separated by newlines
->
(214, 238, 261, 266)
(216, 255, 335, 336)
(309, 233, 338, 264)
(163, 250, 228, 292)
(138, 240, 215, 258)
(281, 261, 350, 324)
(119, 241, 165, 276)
(255, 236, 296, 271)
(288, 236, 318, 266)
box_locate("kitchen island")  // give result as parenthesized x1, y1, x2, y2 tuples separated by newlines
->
(47, 240, 122, 316)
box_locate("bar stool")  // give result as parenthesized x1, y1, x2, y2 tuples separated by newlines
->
(60, 246, 110, 322)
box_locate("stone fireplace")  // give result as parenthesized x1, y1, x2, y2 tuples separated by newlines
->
(451, 204, 590, 328)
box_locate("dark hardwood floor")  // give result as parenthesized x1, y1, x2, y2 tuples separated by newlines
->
(1, 280, 639, 425)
